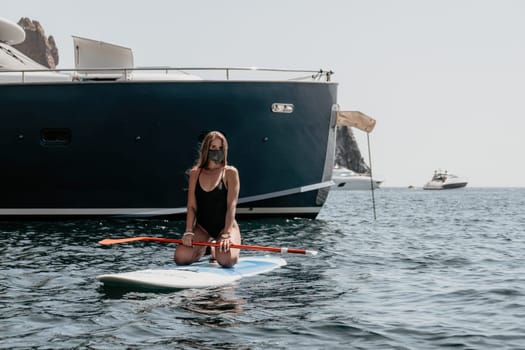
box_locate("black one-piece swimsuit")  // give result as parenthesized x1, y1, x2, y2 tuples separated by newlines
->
(195, 172, 228, 239)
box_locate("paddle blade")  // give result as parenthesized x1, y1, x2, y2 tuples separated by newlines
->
(98, 237, 182, 245)
(99, 237, 148, 245)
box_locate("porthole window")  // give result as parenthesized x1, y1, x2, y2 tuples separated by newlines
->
(41, 128, 71, 146)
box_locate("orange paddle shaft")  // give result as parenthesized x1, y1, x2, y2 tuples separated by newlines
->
(98, 236, 318, 255)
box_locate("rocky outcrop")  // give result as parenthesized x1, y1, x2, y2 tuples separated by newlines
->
(12, 17, 59, 69)
(335, 126, 371, 174)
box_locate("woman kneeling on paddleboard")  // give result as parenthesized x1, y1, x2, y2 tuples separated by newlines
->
(174, 131, 241, 268)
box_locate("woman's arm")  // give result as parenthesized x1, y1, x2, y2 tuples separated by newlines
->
(222, 166, 240, 235)
(185, 167, 198, 234)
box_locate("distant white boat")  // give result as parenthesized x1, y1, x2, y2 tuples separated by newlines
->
(331, 166, 382, 190)
(423, 170, 467, 190)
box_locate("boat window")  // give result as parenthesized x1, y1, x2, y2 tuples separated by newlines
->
(271, 103, 294, 114)
(41, 128, 71, 146)
(0, 46, 25, 64)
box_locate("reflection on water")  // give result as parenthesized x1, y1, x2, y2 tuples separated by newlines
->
(100, 283, 244, 319)
(179, 285, 245, 316)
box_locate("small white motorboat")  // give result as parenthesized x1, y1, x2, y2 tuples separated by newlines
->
(423, 170, 467, 190)
(331, 166, 382, 190)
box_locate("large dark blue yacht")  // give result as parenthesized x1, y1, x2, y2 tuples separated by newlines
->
(0, 18, 338, 219)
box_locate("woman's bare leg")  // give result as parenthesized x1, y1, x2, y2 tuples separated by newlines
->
(173, 225, 209, 265)
(215, 224, 241, 268)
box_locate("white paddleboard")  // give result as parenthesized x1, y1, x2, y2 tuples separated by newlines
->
(97, 255, 286, 290)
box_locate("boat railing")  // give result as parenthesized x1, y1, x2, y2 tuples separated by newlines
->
(0, 66, 334, 83)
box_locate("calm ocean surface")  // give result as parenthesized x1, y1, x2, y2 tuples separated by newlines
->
(1, 188, 524, 349)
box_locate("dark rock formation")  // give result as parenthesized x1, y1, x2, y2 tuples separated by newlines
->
(335, 126, 371, 174)
(13, 17, 59, 69)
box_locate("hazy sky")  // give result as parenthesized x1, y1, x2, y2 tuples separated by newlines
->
(5, 0, 525, 187)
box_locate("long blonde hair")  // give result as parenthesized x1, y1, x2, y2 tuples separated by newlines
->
(195, 131, 228, 168)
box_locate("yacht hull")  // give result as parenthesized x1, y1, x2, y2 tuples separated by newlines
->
(423, 180, 468, 190)
(0, 80, 337, 218)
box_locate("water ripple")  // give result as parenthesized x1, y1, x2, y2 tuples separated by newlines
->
(2, 188, 525, 349)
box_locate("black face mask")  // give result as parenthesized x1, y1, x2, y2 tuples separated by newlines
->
(208, 149, 225, 163)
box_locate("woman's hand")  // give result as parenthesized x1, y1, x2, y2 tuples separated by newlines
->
(182, 232, 194, 247)
(219, 233, 231, 252)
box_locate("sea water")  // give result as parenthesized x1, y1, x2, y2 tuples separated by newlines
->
(1, 188, 524, 349)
